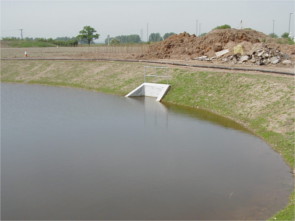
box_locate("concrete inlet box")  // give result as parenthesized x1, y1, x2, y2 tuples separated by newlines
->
(125, 83, 170, 102)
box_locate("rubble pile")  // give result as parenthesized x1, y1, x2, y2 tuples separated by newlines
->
(220, 46, 292, 65)
(140, 29, 295, 66)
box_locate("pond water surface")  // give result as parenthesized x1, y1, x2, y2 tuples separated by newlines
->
(1, 83, 293, 220)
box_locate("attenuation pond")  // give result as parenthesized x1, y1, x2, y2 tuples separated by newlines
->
(1, 83, 293, 220)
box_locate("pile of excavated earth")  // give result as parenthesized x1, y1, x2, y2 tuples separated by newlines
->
(140, 29, 295, 66)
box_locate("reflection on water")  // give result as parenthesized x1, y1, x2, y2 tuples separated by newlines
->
(1, 83, 293, 220)
(164, 102, 252, 134)
(127, 97, 169, 128)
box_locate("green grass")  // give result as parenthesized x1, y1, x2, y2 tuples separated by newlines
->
(3, 40, 56, 47)
(270, 192, 295, 221)
(277, 38, 295, 45)
(1, 60, 294, 220)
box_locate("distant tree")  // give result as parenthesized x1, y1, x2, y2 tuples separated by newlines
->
(24, 37, 34, 41)
(77, 26, 99, 46)
(269, 33, 278, 38)
(55, 36, 76, 41)
(2, 37, 20, 41)
(279, 32, 294, 44)
(163, 32, 176, 40)
(281, 32, 290, 38)
(213, 24, 231, 30)
(105, 35, 141, 44)
(115, 35, 141, 43)
(149, 33, 163, 42)
(110, 38, 120, 45)
(35, 38, 47, 42)
(131, 34, 142, 43)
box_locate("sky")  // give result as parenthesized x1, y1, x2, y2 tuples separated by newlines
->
(1, 0, 294, 42)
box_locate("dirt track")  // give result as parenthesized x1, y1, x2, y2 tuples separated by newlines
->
(1, 57, 294, 76)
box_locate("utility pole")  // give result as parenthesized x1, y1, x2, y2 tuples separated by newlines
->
(199, 23, 201, 36)
(196, 20, 198, 36)
(19, 29, 23, 39)
(289, 13, 293, 37)
(147, 23, 149, 42)
(140, 29, 143, 42)
(272, 20, 275, 35)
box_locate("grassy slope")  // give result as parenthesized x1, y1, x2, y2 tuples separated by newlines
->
(165, 69, 294, 167)
(1, 60, 294, 220)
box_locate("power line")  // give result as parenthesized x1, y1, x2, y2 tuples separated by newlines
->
(196, 20, 198, 36)
(289, 13, 293, 36)
(140, 29, 143, 42)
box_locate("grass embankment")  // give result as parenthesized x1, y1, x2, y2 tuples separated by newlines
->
(1, 40, 57, 48)
(1, 60, 294, 220)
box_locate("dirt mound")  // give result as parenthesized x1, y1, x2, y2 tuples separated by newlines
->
(140, 29, 295, 62)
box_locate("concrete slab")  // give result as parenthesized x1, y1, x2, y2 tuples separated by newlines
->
(125, 83, 170, 102)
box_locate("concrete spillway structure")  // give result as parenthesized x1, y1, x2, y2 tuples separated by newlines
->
(125, 83, 170, 102)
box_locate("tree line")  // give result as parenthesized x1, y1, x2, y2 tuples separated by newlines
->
(3, 25, 294, 47)
(104, 32, 176, 45)
(2, 26, 176, 46)
(77, 26, 177, 45)
(2, 36, 78, 47)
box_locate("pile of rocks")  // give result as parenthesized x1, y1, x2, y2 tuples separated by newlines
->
(194, 46, 293, 66)
(222, 46, 292, 65)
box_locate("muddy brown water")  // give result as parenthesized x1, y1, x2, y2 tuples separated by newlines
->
(1, 83, 293, 220)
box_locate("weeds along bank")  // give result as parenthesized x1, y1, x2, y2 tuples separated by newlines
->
(1, 60, 294, 220)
